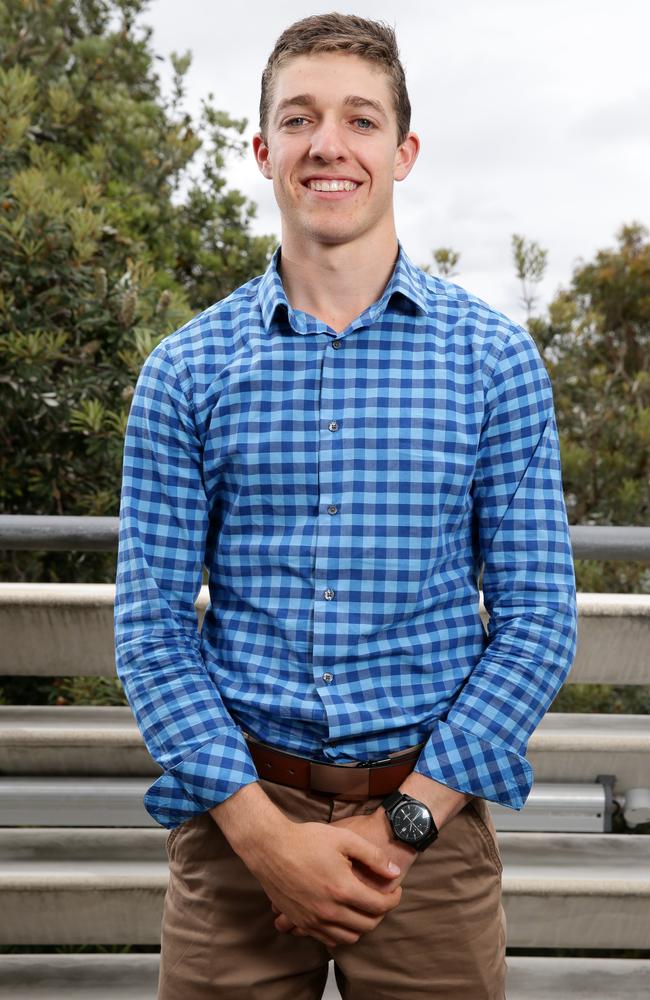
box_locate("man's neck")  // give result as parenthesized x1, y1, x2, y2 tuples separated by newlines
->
(278, 231, 400, 334)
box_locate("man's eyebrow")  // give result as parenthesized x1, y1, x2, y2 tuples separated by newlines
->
(343, 95, 388, 118)
(274, 93, 388, 121)
(274, 94, 314, 120)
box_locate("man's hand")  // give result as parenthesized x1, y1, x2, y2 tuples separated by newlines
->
(272, 775, 472, 942)
(248, 819, 404, 948)
(210, 782, 403, 949)
(272, 809, 418, 940)
(334, 811, 419, 887)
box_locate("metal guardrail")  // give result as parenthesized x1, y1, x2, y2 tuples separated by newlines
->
(569, 526, 650, 562)
(0, 516, 117, 552)
(0, 516, 650, 560)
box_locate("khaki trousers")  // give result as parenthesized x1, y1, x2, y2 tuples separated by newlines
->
(158, 778, 507, 999)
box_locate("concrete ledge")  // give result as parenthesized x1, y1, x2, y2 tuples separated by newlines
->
(505, 956, 650, 999)
(0, 706, 158, 776)
(1, 829, 648, 947)
(0, 954, 160, 999)
(1, 954, 650, 1000)
(501, 832, 650, 948)
(2, 706, 649, 792)
(0, 829, 167, 945)
(0, 777, 611, 832)
(1, 584, 649, 683)
(527, 712, 650, 788)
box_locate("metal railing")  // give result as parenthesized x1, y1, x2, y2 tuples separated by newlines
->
(1, 515, 650, 561)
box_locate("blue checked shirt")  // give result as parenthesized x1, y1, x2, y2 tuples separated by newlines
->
(115, 243, 577, 829)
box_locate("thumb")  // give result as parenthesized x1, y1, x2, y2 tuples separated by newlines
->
(342, 831, 401, 879)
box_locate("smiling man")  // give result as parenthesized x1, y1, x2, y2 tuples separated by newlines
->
(115, 13, 577, 1000)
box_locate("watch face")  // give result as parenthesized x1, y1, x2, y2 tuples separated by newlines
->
(393, 802, 432, 843)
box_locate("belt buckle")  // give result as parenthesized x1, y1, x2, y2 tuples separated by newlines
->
(309, 761, 371, 798)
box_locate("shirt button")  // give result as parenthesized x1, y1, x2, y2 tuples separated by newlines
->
(327, 504, 338, 515)
(322, 672, 334, 684)
(331, 340, 342, 349)
(328, 421, 339, 432)
(323, 588, 335, 600)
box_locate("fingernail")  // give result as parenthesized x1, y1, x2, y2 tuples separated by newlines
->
(388, 862, 401, 875)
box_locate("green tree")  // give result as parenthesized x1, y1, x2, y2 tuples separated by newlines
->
(428, 228, 649, 596)
(422, 247, 461, 279)
(534, 223, 650, 595)
(511, 233, 547, 323)
(0, 0, 276, 582)
(508, 227, 648, 713)
(504, 226, 649, 594)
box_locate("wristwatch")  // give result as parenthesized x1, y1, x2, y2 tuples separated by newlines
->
(381, 791, 439, 852)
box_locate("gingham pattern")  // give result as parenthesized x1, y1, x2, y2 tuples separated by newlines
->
(115, 243, 577, 829)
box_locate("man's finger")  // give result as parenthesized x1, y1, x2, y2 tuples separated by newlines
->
(343, 830, 401, 882)
(351, 859, 395, 890)
(334, 866, 404, 918)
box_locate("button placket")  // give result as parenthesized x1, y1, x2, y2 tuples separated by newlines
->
(313, 334, 347, 705)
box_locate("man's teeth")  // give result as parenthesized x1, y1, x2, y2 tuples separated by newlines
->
(308, 180, 358, 192)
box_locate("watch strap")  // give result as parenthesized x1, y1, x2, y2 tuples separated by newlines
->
(381, 790, 405, 813)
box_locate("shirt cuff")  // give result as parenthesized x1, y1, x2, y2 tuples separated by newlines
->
(414, 719, 533, 811)
(143, 730, 260, 828)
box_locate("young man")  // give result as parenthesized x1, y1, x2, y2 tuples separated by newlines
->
(115, 13, 577, 1000)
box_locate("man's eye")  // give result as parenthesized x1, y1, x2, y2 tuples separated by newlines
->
(354, 118, 374, 130)
(284, 117, 308, 127)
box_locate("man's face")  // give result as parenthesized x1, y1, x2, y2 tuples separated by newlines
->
(253, 52, 419, 250)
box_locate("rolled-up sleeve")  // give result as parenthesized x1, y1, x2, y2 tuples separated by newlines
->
(114, 342, 258, 829)
(414, 327, 577, 809)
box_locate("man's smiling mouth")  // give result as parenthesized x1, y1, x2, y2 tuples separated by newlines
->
(306, 179, 359, 192)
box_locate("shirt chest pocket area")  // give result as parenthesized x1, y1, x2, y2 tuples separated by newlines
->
(378, 424, 476, 520)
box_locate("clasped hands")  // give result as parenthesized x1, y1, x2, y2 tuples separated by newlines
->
(264, 808, 419, 949)
(217, 771, 465, 951)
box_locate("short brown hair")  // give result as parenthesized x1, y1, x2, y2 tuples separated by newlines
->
(259, 13, 411, 146)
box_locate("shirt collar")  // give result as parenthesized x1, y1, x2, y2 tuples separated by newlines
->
(258, 241, 428, 334)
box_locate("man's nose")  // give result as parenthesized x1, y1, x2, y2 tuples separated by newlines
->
(309, 119, 348, 161)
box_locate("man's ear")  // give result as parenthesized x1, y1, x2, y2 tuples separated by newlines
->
(253, 132, 273, 179)
(394, 131, 420, 183)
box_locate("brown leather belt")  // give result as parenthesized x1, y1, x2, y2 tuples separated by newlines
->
(245, 735, 424, 801)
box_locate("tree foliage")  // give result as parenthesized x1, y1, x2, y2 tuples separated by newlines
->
(443, 226, 649, 595)
(533, 224, 649, 528)
(425, 246, 461, 278)
(511, 233, 547, 322)
(0, 0, 276, 581)
(519, 224, 649, 594)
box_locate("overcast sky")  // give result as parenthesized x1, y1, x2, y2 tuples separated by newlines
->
(143, 0, 649, 324)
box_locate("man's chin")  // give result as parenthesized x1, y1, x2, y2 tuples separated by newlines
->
(302, 223, 366, 247)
